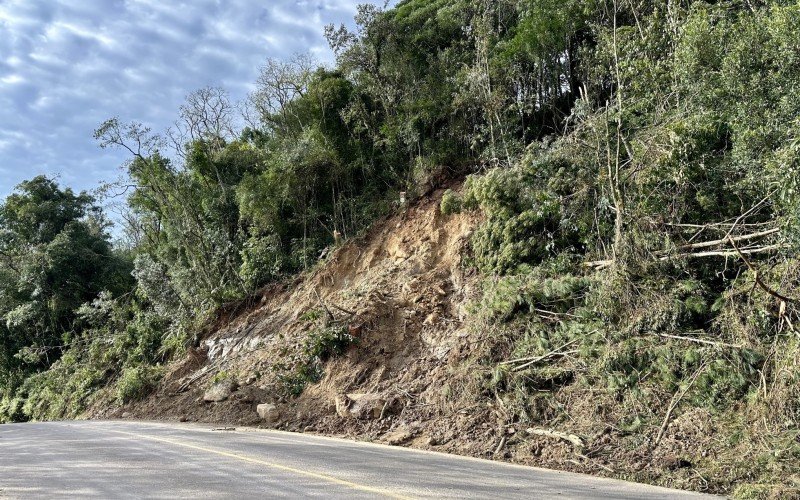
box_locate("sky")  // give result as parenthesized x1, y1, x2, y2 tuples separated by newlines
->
(0, 0, 375, 200)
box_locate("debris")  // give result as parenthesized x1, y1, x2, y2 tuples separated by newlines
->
(384, 429, 413, 445)
(256, 403, 281, 424)
(203, 379, 238, 403)
(527, 428, 585, 450)
(493, 436, 507, 456)
(654, 362, 709, 449)
(346, 393, 386, 419)
(423, 312, 439, 325)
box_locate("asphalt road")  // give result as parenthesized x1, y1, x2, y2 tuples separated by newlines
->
(0, 420, 716, 499)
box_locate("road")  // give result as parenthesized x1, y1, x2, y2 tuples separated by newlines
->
(0, 420, 715, 499)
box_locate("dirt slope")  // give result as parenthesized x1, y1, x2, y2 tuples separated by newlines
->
(92, 185, 725, 495)
(101, 186, 488, 440)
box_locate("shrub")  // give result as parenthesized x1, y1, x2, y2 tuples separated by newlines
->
(239, 233, 286, 290)
(276, 325, 358, 396)
(440, 189, 462, 215)
(116, 365, 164, 404)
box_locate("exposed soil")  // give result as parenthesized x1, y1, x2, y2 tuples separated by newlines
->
(97, 184, 483, 430)
(90, 184, 728, 495)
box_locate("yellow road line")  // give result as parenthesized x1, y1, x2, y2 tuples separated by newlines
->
(107, 429, 412, 499)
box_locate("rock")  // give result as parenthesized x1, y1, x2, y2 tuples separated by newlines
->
(346, 393, 386, 419)
(256, 403, 281, 424)
(423, 312, 439, 325)
(121, 412, 131, 419)
(179, 416, 188, 423)
(433, 346, 450, 361)
(244, 374, 257, 385)
(203, 379, 238, 402)
(335, 395, 351, 418)
(384, 429, 413, 445)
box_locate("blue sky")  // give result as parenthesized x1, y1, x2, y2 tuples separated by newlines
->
(0, 0, 375, 199)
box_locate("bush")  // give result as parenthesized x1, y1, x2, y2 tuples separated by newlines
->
(462, 158, 586, 274)
(276, 325, 358, 396)
(440, 189, 462, 215)
(239, 233, 286, 290)
(116, 365, 164, 404)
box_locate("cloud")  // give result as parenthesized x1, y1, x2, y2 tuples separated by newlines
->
(0, 0, 371, 200)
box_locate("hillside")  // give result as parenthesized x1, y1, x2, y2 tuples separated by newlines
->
(3, 1, 800, 498)
(80, 182, 785, 498)
(99, 184, 480, 432)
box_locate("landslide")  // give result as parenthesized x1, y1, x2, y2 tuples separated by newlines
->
(92, 184, 736, 496)
(99, 183, 484, 433)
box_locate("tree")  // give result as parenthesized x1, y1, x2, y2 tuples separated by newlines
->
(0, 176, 132, 388)
(249, 54, 316, 137)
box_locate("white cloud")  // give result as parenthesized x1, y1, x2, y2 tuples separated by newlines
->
(0, 0, 378, 199)
(0, 74, 24, 85)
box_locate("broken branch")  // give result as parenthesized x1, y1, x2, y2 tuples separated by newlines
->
(728, 236, 798, 304)
(653, 362, 708, 448)
(527, 428, 585, 450)
(500, 340, 579, 368)
(657, 333, 742, 349)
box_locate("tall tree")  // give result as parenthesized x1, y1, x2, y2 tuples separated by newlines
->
(0, 176, 131, 388)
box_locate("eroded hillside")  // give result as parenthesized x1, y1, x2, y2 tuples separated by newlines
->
(99, 186, 484, 436)
(89, 186, 741, 497)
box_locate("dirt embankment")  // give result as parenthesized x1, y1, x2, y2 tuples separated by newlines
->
(92, 185, 726, 495)
(99, 186, 489, 444)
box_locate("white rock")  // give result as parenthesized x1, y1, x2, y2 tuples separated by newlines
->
(203, 379, 237, 402)
(257, 403, 280, 423)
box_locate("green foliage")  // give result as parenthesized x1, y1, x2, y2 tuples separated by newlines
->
(211, 370, 232, 385)
(439, 189, 462, 215)
(443, 3, 800, 493)
(305, 325, 356, 361)
(463, 155, 587, 274)
(0, 177, 133, 415)
(116, 365, 164, 404)
(239, 233, 285, 290)
(478, 270, 592, 323)
(275, 325, 357, 396)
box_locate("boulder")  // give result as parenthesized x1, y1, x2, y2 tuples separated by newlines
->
(345, 393, 386, 420)
(334, 395, 350, 418)
(257, 403, 280, 424)
(383, 429, 413, 445)
(203, 379, 238, 403)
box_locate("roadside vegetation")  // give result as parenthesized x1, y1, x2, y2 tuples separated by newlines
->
(2, 0, 800, 495)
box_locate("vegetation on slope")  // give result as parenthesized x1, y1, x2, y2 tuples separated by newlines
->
(2, 0, 800, 495)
